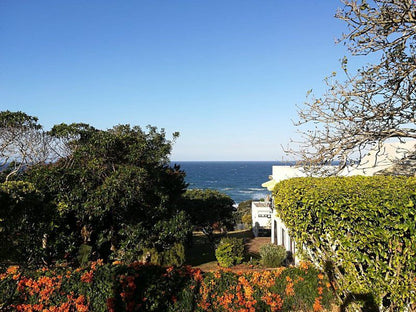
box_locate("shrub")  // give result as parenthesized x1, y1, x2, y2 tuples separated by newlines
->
(0, 260, 334, 311)
(215, 237, 244, 267)
(163, 243, 185, 267)
(273, 176, 416, 310)
(241, 213, 252, 225)
(141, 247, 162, 265)
(199, 263, 334, 311)
(0, 181, 53, 265)
(259, 243, 286, 268)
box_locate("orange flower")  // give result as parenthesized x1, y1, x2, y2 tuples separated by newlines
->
(313, 297, 323, 311)
(6, 265, 19, 275)
(299, 261, 309, 270)
(317, 273, 324, 280)
(80, 270, 93, 283)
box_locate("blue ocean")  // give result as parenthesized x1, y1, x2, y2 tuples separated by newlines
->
(173, 161, 287, 204)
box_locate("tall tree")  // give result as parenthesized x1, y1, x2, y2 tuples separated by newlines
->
(292, 0, 416, 170)
(26, 123, 189, 263)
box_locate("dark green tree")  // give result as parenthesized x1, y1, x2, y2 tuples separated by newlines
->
(25, 123, 190, 264)
(233, 199, 253, 225)
(0, 181, 53, 265)
(179, 189, 235, 241)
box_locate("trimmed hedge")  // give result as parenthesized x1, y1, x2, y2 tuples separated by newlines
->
(0, 261, 334, 311)
(273, 176, 416, 310)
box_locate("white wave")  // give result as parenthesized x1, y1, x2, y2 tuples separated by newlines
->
(251, 192, 268, 200)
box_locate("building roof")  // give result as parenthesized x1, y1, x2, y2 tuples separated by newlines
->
(261, 140, 416, 191)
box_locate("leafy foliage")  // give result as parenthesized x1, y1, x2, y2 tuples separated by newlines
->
(23, 123, 190, 264)
(215, 237, 245, 268)
(199, 262, 334, 311)
(259, 243, 287, 268)
(273, 176, 416, 310)
(234, 199, 253, 224)
(180, 189, 235, 239)
(0, 261, 334, 312)
(0, 181, 52, 265)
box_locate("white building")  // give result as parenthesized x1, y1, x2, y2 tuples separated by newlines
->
(251, 201, 272, 236)
(263, 141, 416, 264)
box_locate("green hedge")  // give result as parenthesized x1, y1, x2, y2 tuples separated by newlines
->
(273, 176, 416, 310)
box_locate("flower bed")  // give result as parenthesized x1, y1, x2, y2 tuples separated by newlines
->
(0, 261, 334, 311)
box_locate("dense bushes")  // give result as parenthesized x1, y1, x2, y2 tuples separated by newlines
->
(200, 262, 333, 311)
(0, 261, 334, 311)
(215, 237, 245, 268)
(0, 181, 53, 265)
(259, 243, 287, 268)
(273, 176, 416, 310)
(9, 123, 193, 266)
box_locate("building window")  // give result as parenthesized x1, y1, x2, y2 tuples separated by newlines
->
(281, 228, 285, 247)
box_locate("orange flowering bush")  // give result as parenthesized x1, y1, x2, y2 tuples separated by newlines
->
(0, 260, 334, 311)
(197, 264, 334, 311)
(0, 260, 110, 312)
(109, 262, 201, 312)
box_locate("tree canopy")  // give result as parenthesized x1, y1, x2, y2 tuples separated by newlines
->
(0, 111, 192, 265)
(292, 0, 416, 170)
(24, 123, 189, 263)
(179, 189, 235, 239)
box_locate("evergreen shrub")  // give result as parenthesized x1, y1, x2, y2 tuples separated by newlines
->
(259, 243, 286, 268)
(215, 237, 244, 267)
(273, 175, 416, 310)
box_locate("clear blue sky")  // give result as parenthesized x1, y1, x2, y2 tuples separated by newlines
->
(1, 1, 359, 160)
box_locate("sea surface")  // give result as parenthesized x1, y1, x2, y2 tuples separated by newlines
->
(173, 161, 291, 204)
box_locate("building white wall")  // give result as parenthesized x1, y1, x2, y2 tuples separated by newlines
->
(251, 202, 272, 228)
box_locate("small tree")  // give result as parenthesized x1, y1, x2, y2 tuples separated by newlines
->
(180, 189, 235, 241)
(233, 199, 253, 225)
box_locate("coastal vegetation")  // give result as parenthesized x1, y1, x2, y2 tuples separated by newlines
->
(0, 260, 334, 311)
(179, 189, 235, 242)
(273, 176, 416, 310)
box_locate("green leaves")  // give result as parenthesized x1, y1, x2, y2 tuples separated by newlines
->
(273, 176, 416, 309)
(22, 124, 188, 264)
